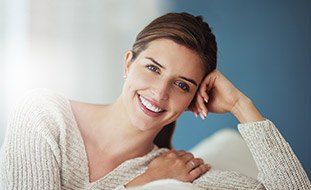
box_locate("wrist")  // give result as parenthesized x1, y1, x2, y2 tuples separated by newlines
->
(231, 95, 264, 123)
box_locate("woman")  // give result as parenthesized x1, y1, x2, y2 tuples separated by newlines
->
(0, 12, 310, 189)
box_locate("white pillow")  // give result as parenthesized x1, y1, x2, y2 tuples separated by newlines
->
(190, 128, 258, 178)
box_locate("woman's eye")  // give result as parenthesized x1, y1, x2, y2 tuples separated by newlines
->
(175, 81, 190, 92)
(146, 64, 160, 74)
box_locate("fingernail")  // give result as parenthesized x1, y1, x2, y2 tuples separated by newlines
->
(202, 110, 207, 117)
(194, 112, 198, 118)
(200, 113, 205, 120)
(204, 98, 208, 103)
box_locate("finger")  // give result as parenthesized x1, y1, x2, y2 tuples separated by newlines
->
(194, 103, 200, 118)
(195, 96, 207, 120)
(186, 158, 204, 171)
(197, 96, 208, 118)
(193, 110, 198, 118)
(188, 105, 198, 118)
(190, 96, 200, 118)
(199, 83, 209, 104)
(180, 152, 194, 163)
(189, 164, 211, 180)
(194, 98, 201, 114)
(165, 150, 193, 159)
(175, 150, 187, 157)
(187, 99, 199, 118)
(198, 93, 209, 117)
(187, 160, 196, 171)
(200, 90, 209, 105)
(194, 101, 200, 118)
(163, 149, 177, 157)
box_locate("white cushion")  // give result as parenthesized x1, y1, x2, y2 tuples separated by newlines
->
(190, 128, 258, 178)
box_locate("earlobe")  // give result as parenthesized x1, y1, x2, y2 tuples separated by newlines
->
(123, 51, 134, 76)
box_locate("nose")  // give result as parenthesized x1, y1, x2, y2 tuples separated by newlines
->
(151, 81, 169, 101)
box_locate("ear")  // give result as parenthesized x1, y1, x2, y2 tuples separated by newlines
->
(123, 51, 134, 76)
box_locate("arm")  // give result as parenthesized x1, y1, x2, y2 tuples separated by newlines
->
(0, 95, 61, 189)
(238, 118, 310, 189)
(191, 70, 311, 189)
(234, 97, 310, 189)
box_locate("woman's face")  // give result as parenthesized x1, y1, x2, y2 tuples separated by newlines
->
(122, 39, 205, 132)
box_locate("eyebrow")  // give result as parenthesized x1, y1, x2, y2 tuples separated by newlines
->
(146, 57, 166, 69)
(179, 76, 198, 86)
(145, 56, 198, 86)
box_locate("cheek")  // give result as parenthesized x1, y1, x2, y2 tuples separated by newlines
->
(125, 68, 153, 92)
(170, 93, 194, 112)
(122, 72, 148, 115)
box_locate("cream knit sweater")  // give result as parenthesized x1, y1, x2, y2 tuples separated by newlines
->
(0, 89, 310, 190)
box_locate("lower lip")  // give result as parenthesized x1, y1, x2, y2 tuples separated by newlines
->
(138, 95, 164, 117)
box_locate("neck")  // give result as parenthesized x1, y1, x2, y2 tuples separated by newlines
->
(88, 96, 157, 159)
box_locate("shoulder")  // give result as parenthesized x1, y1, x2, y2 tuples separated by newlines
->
(6, 88, 74, 142)
(14, 88, 70, 111)
(15, 88, 70, 112)
(1, 89, 73, 180)
(9, 88, 71, 122)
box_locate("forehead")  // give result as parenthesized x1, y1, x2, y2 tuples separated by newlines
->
(138, 39, 205, 80)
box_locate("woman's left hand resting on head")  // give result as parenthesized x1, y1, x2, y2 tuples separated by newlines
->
(190, 69, 264, 123)
(125, 150, 211, 188)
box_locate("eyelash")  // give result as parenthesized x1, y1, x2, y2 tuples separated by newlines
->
(146, 64, 160, 74)
(146, 64, 190, 92)
(174, 81, 190, 92)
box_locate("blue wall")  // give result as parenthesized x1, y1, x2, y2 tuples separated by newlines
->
(164, 0, 311, 177)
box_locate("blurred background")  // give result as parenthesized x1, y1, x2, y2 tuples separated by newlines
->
(0, 0, 310, 178)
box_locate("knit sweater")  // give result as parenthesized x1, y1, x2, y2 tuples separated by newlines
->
(0, 89, 310, 190)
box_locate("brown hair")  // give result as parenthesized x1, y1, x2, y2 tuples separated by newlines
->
(132, 12, 218, 149)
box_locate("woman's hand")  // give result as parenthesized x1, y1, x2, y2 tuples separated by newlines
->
(125, 150, 211, 187)
(189, 69, 264, 123)
(190, 70, 244, 116)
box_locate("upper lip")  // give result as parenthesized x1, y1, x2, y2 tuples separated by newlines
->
(139, 94, 166, 111)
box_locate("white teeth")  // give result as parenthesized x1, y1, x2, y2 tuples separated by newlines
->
(139, 95, 163, 113)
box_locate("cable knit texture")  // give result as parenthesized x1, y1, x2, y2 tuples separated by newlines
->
(0, 89, 310, 189)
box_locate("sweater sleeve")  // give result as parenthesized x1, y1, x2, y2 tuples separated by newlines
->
(0, 91, 61, 190)
(193, 120, 310, 190)
(237, 119, 310, 189)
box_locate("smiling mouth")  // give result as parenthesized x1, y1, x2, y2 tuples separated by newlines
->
(138, 95, 165, 113)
